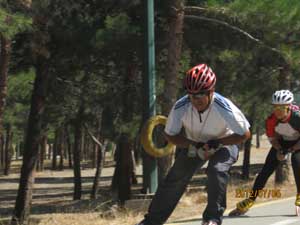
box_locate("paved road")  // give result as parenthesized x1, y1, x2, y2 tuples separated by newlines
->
(167, 197, 300, 225)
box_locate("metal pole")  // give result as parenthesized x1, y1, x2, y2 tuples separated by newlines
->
(142, 0, 158, 193)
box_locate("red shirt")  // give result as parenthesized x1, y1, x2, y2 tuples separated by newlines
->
(266, 105, 300, 140)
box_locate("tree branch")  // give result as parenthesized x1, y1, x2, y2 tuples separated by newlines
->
(239, 68, 281, 106)
(184, 14, 283, 57)
(83, 123, 103, 149)
(185, 6, 225, 14)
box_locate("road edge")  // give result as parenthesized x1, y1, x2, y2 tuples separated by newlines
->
(166, 196, 295, 225)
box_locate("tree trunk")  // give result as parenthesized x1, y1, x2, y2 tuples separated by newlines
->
(92, 113, 103, 169)
(65, 125, 73, 168)
(36, 136, 45, 172)
(122, 64, 136, 122)
(83, 132, 87, 161)
(73, 106, 84, 200)
(4, 124, 13, 175)
(39, 135, 47, 171)
(47, 143, 52, 160)
(242, 105, 255, 179)
(0, 33, 10, 170)
(90, 133, 105, 199)
(19, 141, 24, 157)
(242, 137, 251, 179)
(275, 63, 291, 184)
(0, 34, 11, 133)
(12, 58, 50, 225)
(256, 127, 260, 148)
(51, 129, 58, 170)
(15, 143, 19, 160)
(88, 112, 104, 199)
(111, 134, 134, 205)
(58, 127, 64, 171)
(80, 129, 85, 161)
(36, 144, 41, 171)
(92, 140, 97, 168)
(91, 143, 105, 199)
(0, 134, 4, 169)
(158, 0, 185, 184)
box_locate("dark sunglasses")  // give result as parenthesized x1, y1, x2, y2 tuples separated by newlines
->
(188, 91, 210, 99)
(273, 105, 290, 111)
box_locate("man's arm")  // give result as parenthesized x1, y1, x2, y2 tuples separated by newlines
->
(269, 132, 286, 161)
(288, 137, 300, 152)
(265, 113, 282, 150)
(216, 130, 251, 145)
(163, 132, 197, 148)
(268, 133, 282, 150)
(164, 130, 251, 148)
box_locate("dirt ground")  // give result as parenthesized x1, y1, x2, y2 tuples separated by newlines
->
(0, 141, 298, 225)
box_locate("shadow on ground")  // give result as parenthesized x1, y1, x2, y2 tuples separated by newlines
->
(0, 163, 265, 220)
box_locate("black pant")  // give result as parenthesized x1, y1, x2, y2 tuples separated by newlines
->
(250, 145, 300, 201)
(142, 146, 238, 225)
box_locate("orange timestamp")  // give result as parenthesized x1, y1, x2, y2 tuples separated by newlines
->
(235, 188, 281, 198)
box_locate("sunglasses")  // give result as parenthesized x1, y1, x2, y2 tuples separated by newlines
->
(188, 91, 210, 99)
(273, 105, 290, 111)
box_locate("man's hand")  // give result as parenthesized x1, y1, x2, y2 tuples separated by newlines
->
(191, 141, 218, 160)
(289, 146, 300, 153)
(187, 144, 198, 157)
(205, 140, 221, 150)
(188, 140, 221, 160)
(194, 142, 205, 148)
(196, 146, 215, 160)
(187, 142, 205, 158)
(188, 142, 212, 160)
(289, 141, 300, 153)
(276, 149, 288, 161)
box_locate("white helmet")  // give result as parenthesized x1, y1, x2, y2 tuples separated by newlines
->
(272, 90, 294, 105)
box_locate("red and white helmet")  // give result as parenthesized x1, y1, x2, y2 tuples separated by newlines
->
(184, 64, 216, 94)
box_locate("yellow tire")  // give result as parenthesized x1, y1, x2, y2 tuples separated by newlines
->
(141, 115, 175, 158)
(296, 194, 300, 206)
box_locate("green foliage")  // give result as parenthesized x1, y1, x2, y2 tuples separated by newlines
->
(0, 7, 32, 38)
(115, 114, 141, 141)
(4, 0, 300, 146)
(227, 0, 300, 59)
(7, 69, 34, 103)
(4, 69, 35, 141)
(94, 12, 140, 51)
(205, 0, 230, 7)
(182, 0, 300, 132)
